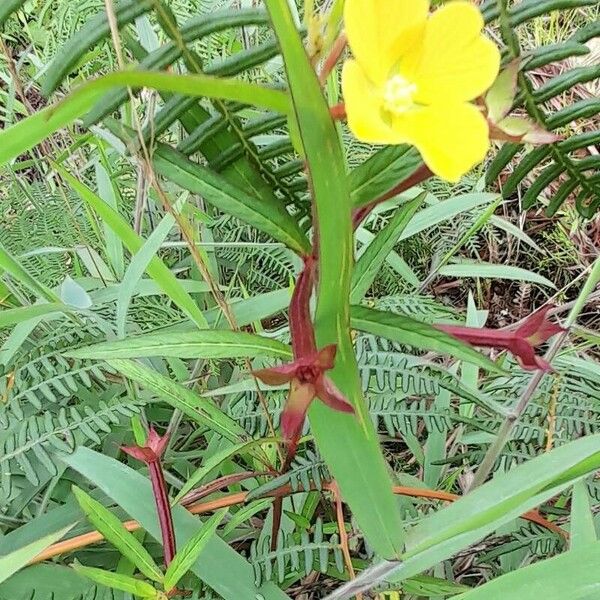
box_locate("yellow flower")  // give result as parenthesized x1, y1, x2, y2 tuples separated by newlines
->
(342, 0, 500, 182)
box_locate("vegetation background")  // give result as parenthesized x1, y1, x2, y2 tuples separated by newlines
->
(0, 0, 599, 599)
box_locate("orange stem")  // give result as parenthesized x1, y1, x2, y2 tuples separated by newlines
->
(30, 482, 565, 565)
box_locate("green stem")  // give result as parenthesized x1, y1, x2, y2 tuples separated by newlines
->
(470, 256, 600, 489)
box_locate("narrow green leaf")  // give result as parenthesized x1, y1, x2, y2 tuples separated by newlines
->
(106, 358, 251, 444)
(438, 262, 556, 288)
(400, 193, 499, 240)
(349, 146, 423, 209)
(67, 330, 291, 360)
(61, 448, 290, 599)
(0, 304, 71, 330)
(386, 434, 600, 585)
(0, 525, 75, 585)
(95, 160, 125, 279)
(570, 481, 597, 549)
(71, 486, 163, 583)
(54, 164, 208, 327)
(265, 0, 405, 559)
(164, 509, 227, 591)
(0, 242, 62, 303)
(0, 70, 290, 167)
(72, 565, 158, 598)
(153, 144, 311, 255)
(350, 306, 502, 372)
(174, 439, 270, 503)
(41, 0, 154, 95)
(351, 195, 423, 302)
(453, 541, 600, 599)
(0, 0, 26, 27)
(116, 208, 178, 338)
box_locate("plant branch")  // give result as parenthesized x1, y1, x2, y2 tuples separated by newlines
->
(470, 256, 600, 489)
(31, 481, 565, 565)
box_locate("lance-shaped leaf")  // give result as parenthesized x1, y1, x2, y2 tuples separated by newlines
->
(71, 486, 163, 583)
(72, 565, 159, 599)
(265, 0, 405, 559)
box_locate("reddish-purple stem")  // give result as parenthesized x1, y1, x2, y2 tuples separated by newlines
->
(148, 460, 176, 566)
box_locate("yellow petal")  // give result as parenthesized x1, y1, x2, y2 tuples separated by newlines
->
(405, 1, 500, 104)
(394, 103, 490, 182)
(342, 59, 407, 145)
(344, 0, 429, 85)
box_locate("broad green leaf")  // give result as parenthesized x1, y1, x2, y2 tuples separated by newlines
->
(0, 242, 62, 303)
(54, 164, 208, 327)
(68, 330, 291, 360)
(106, 358, 251, 443)
(71, 486, 163, 584)
(452, 541, 600, 599)
(0, 565, 96, 599)
(153, 144, 311, 255)
(350, 145, 423, 209)
(164, 509, 228, 591)
(570, 481, 597, 548)
(0, 70, 291, 167)
(61, 448, 290, 599)
(265, 0, 405, 559)
(351, 195, 423, 302)
(438, 262, 556, 288)
(0, 304, 70, 330)
(350, 306, 502, 372)
(0, 525, 75, 585)
(72, 565, 158, 598)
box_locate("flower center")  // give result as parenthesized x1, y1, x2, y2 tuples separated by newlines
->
(297, 365, 320, 384)
(382, 74, 418, 115)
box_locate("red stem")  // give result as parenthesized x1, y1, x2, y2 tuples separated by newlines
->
(289, 255, 318, 358)
(149, 461, 176, 567)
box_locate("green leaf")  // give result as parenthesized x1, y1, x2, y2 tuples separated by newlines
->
(349, 146, 423, 209)
(71, 486, 163, 584)
(0, 242, 62, 303)
(400, 193, 499, 240)
(0, 0, 26, 28)
(0, 525, 75, 585)
(41, 0, 154, 95)
(0, 304, 71, 330)
(265, 0, 405, 559)
(164, 509, 228, 591)
(0, 70, 291, 167)
(60, 276, 92, 309)
(452, 541, 600, 599)
(153, 144, 311, 255)
(61, 448, 290, 599)
(106, 358, 251, 444)
(570, 481, 597, 549)
(54, 164, 208, 328)
(67, 330, 291, 360)
(174, 439, 270, 503)
(486, 59, 520, 123)
(351, 195, 423, 302)
(72, 564, 159, 598)
(386, 434, 600, 585)
(438, 262, 556, 288)
(116, 207, 178, 338)
(350, 306, 502, 373)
